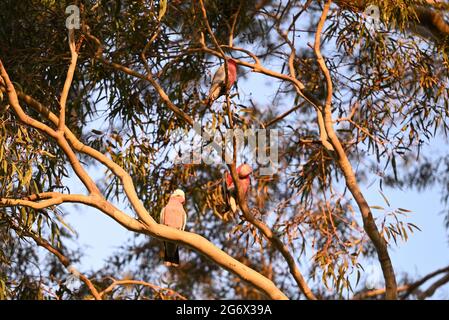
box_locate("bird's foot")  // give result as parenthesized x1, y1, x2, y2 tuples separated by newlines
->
(164, 261, 180, 268)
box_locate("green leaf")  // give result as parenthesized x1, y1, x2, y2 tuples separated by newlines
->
(379, 190, 390, 207)
(56, 214, 76, 235)
(37, 214, 43, 237)
(407, 223, 422, 232)
(391, 154, 398, 181)
(355, 270, 361, 287)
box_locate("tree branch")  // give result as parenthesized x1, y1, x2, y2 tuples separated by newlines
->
(313, 0, 398, 299)
(0, 60, 101, 196)
(402, 265, 449, 299)
(417, 273, 449, 299)
(7, 219, 101, 300)
(59, 28, 78, 132)
(99, 278, 187, 300)
(354, 264, 449, 299)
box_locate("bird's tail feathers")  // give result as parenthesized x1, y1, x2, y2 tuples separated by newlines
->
(164, 242, 180, 267)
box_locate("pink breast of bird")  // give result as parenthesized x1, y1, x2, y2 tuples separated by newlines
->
(226, 169, 250, 194)
(163, 198, 185, 229)
(226, 171, 234, 188)
(227, 62, 237, 88)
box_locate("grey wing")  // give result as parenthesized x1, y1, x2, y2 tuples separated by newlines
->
(211, 65, 225, 86)
(181, 208, 187, 231)
(159, 207, 165, 224)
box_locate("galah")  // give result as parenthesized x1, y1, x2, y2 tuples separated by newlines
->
(206, 58, 238, 106)
(159, 189, 187, 267)
(222, 163, 252, 214)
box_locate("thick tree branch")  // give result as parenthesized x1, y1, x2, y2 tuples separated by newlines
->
(402, 265, 449, 299)
(313, 0, 398, 299)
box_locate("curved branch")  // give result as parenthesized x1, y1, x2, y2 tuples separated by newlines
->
(2, 190, 287, 299)
(354, 264, 449, 299)
(0, 61, 101, 196)
(313, 0, 398, 299)
(417, 273, 449, 300)
(99, 278, 187, 300)
(59, 28, 78, 132)
(403, 265, 449, 299)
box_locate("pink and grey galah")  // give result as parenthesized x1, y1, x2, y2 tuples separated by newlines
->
(206, 58, 238, 106)
(223, 163, 252, 214)
(159, 189, 187, 267)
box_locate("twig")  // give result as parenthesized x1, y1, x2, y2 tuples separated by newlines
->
(59, 28, 78, 132)
(99, 278, 187, 300)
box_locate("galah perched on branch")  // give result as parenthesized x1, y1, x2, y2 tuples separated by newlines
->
(160, 189, 187, 267)
(206, 58, 238, 106)
(222, 164, 252, 214)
